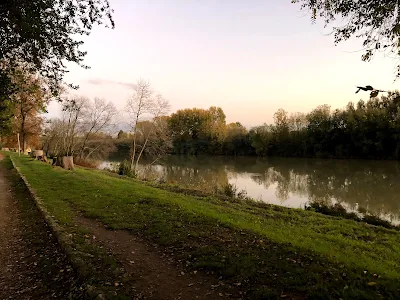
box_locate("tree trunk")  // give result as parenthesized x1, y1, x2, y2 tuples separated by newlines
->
(55, 156, 74, 170)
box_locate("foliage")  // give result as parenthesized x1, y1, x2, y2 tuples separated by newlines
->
(0, 0, 114, 95)
(12, 154, 400, 299)
(248, 92, 400, 159)
(0, 97, 14, 134)
(292, 0, 400, 75)
(168, 107, 254, 155)
(13, 68, 49, 151)
(0, 67, 50, 151)
(220, 183, 248, 200)
(118, 159, 135, 177)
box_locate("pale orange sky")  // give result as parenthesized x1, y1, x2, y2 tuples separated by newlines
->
(48, 0, 400, 127)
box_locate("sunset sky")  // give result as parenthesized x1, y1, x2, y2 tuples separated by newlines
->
(49, 0, 400, 127)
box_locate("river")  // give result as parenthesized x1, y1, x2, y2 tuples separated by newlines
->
(99, 155, 400, 224)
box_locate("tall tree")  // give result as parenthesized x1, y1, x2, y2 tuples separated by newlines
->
(10, 67, 50, 152)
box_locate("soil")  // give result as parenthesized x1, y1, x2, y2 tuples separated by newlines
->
(0, 154, 84, 300)
(75, 214, 245, 300)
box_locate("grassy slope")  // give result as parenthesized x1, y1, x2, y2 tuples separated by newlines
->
(12, 154, 400, 299)
(3, 154, 132, 299)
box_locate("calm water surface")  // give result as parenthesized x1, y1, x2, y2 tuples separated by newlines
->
(99, 155, 400, 223)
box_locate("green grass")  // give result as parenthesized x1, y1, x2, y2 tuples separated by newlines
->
(10, 154, 400, 299)
(2, 154, 131, 299)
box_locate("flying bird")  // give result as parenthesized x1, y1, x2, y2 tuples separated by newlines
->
(355, 85, 374, 93)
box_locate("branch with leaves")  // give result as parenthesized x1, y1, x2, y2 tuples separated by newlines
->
(292, 0, 400, 76)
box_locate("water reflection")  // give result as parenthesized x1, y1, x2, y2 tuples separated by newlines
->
(100, 155, 400, 223)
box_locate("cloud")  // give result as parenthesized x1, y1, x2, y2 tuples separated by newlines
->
(86, 78, 136, 89)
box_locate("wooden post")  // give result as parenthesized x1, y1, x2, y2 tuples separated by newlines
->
(17, 133, 20, 156)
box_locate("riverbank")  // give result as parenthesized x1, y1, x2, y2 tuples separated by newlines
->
(9, 153, 400, 299)
(98, 154, 400, 223)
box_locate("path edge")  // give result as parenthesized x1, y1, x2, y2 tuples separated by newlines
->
(10, 155, 103, 299)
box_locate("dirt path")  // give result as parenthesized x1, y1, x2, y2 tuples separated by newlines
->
(1, 153, 243, 299)
(76, 215, 244, 300)
(0, 155, 83, 300)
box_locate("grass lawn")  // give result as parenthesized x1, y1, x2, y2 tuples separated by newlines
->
(10, 154, 400, 299)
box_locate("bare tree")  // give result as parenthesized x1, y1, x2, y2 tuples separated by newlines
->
(42, 119, 65, 157)
(78, 97, 117, 159)
(126, 80, 170, 175)
(42, 96, 117, 169)
(60, 97, 87, 157)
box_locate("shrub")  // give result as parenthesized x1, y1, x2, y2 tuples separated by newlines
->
(220, 183, 248, 201)
(118, 160, 136, 178)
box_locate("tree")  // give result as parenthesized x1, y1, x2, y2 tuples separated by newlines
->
(249, 124, 273, 156)
(292, 0, 400, 75)
(126, 79, 170, 175)
(168, 107, 227, 155)
(208, 106, 227, 140)
(0, 0, 114, 95)
(49, 96, 88, 169)
(223, 122, 253, 155)
(135, 116, 171, 167)
(78, 97, 117, 159)
(42, 96, 117, 166)
(11, 68, 50, 152)
(42, 119, 65, 157)
(273, 109, 289, 133)
(288, 112, 307, 132)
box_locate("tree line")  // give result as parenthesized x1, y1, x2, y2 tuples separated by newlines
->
(4, 73, 400, 165)
(248, 92, 400, 159)
(113, 90, 400, 160)
(2, 0, 400, 169)
(165, 92, 400, 159)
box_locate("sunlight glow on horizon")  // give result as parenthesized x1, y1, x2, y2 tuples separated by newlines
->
(47, 0, 400, 128)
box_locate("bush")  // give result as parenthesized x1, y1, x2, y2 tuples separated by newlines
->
(220, 183, 248, 201)
(118, 160, 136, 178)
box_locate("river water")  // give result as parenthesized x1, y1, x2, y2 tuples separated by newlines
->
(99, 155, 400, 223)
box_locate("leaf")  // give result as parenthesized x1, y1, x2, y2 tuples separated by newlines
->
(368, 282, 377, 286)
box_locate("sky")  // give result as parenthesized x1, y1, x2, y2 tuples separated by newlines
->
(48, 0, 400, 127)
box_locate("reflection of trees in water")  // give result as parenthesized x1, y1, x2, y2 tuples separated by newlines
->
(120, 154, 400, 218)
(251, 168, 309, 202)
(141, 155, 229, 190)
(246, 157, 400, 218)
